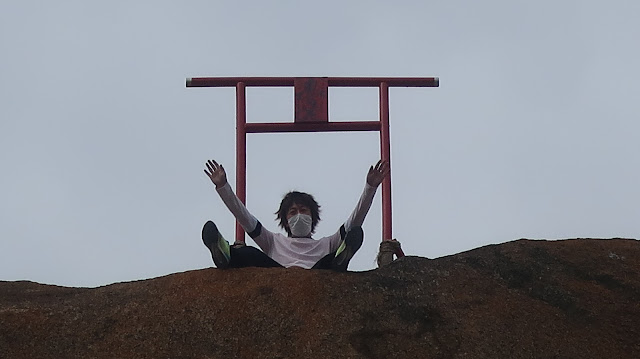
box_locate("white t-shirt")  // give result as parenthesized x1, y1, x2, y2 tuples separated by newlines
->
(216, 182, 378, 269)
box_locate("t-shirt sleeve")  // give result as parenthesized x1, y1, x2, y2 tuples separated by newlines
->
(343, 182, 378, 232)
(216, 183, 259, 233)
(246, 220, 275, 254)
(215, 183, 274, 253)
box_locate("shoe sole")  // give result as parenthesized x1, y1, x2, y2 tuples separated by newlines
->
(202, 221, 230, 269)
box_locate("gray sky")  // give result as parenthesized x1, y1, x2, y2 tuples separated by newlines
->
(1, 1, 639, 287)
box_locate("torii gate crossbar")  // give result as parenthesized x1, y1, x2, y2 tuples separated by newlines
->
(187, 76, 439, 258)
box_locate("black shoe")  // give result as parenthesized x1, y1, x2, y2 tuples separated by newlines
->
(202, 221, 230, 269)
(332, 227, 363, 272)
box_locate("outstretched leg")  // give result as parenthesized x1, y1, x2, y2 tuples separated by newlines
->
(228, 246, 283, 268)
(311, 252, 335, 270)
(202, 221, 283, 269)
(202, 220, 231, 269)
(331, 226, 364, 272)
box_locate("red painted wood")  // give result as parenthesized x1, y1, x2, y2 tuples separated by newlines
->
(235, 82, 247, 244)
(245, 121, 380, 133)
(187, 77, 438, 88)
(380, 83, 404, 257)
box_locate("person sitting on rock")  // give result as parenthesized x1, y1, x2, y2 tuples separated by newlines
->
(202, 158, 389, 271)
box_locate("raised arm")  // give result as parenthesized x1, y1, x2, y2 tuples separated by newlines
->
(343, 160, 389, 231)
(204, 159, 258, 234)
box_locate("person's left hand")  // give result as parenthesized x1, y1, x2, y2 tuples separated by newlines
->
(366, 160, 390, 187)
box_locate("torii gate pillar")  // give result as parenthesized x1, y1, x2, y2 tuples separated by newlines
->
(187, 77, 439, 258)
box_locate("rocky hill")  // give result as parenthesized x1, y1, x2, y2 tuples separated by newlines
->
(1, 238, 639, 359)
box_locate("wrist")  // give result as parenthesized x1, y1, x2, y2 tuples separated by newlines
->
(215, 181, 228, 189)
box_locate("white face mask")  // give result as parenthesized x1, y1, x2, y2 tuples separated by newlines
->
(288, 213, 312, 237)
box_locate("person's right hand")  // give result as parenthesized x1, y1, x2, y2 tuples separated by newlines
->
(204, 160, 227, 188)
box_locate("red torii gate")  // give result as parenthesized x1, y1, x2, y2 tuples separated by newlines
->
(187, 76, 439, 258)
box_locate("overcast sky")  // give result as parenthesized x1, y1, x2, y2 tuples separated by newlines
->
(1, 1, 639, 287)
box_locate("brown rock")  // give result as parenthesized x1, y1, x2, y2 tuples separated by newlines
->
(1, 238, 639, 358)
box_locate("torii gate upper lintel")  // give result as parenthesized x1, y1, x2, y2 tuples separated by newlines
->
(187, 76, 439, 258)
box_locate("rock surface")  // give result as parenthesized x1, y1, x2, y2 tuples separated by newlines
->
(1, 238, 639, 359)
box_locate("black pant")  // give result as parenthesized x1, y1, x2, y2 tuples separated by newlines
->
(228, 245, 335, 270)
